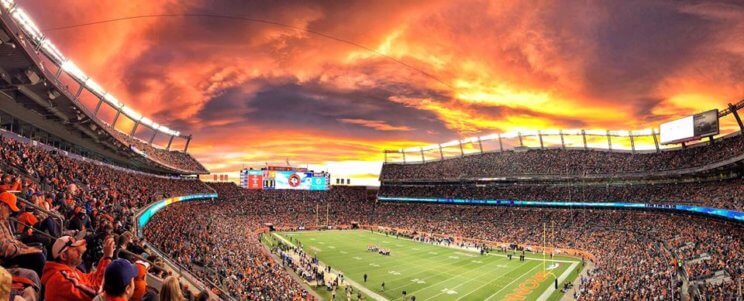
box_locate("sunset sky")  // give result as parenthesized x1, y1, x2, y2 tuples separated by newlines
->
(23, 0, 744, 185)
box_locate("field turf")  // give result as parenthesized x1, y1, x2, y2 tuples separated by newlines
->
(276, 230, 582, 301)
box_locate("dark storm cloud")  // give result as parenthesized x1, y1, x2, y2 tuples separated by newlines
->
(192, 78, 457, 141)
(581, 2, 716, 100)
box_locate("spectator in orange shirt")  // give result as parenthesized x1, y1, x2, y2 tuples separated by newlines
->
(0, 192, 45, 276)
(129, 261, 149, 301)
(41, 235, 115, 301)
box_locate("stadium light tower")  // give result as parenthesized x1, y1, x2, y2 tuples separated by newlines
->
(581, 130, 588, 150)
(184, 135, 193, 152)
(652, 128, 660, 152)
(606, 130, 612, 150)
(729, 102, 744, 131)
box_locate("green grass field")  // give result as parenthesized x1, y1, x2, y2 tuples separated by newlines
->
(276, 230, 582, 301)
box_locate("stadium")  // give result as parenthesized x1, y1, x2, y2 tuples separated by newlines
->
(0, 1, 742, 301)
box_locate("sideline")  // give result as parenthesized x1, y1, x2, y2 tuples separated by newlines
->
(561, 260, 593, 301)
(369, 230, 578, 263)
(536, 262, 579, 301)
(484, 263, 543, 301)
(273, 232, 297, 247)
(262, 234, 322, 301)
(274, 232, 390, 301)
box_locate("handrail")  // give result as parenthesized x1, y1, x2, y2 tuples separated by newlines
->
(8, 217, 173, 293)
(142, 241, 236, 301)
(14, 194, 65, 227)
(132, 193, 236, 300)
(14, 192, 230, 300)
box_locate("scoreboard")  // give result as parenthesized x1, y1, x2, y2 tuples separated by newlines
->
(240, 168, 330, 191)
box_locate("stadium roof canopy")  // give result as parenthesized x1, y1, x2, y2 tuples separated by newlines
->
(0, 0, 208, 175)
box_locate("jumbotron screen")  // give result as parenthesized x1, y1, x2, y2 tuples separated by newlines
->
(660, 109, 719, 144)
(239, 168, 329, 191)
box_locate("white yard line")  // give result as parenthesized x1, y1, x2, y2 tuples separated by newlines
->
(452, 261, 537, 301)
(421, 258, 522, 301)
(403, 256, 508, 300)
(370, 231, 578, 263)
(486, 252, 576, 263)
(272, 232, 296, 247)
(280, 231, 582, 301)
(483, 263, 543, 301)
(339, 270, 390, 301)
(536, 262, 579, 301)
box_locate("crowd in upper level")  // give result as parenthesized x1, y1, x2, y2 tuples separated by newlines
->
(108, 129, 208, 174)
(381, 134, 744, 181)
(379, 178, 744, 211)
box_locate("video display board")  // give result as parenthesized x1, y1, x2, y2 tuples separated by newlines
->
(246, 170, 263, 190)
(660, 109, 719, 145)
(240, 168, 329, 190)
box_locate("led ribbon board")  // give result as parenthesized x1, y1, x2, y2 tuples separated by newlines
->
(136, 193, 218, 237)
(377, 196, 744, 223)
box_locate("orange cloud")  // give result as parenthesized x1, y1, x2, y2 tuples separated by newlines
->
(22, 0, 744, 184)
(338, 118, 412, 131)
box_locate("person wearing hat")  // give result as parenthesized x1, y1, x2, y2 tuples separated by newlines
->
(0, 191, 45, 276)
(0, 175, 21, 193)
(130, 260, 150, 301)
(92, 259, 138, 301)
(41, 235, 115, 301)
(16, 210, 52, 248)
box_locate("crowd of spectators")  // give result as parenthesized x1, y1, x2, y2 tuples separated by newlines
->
(108, 128, 208, 174)
(143, 183, 742, 301)
(143, 183, 370, 300)
(372, 203, 742, 300)
(3, 122, 742, 300)
(0, 134, 217, 300)
(144, 201, 314, 300)
(379, 178, 744, 211)
(381, 134, 744, 180)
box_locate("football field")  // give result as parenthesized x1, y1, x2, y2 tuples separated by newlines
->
(276, 230, 582, 301)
